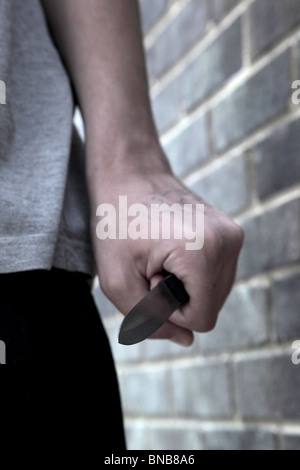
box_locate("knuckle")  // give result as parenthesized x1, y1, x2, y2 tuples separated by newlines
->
(230, 221, 244, 248)
(193, 315, 218, 333)
(220, 219, 244, 254)
(188, 305, 219, 333)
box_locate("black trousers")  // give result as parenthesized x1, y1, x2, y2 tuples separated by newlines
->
(0, 268, 126, 450)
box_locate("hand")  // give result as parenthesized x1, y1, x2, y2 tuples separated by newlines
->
(89, 161, 244, 347)
(40, 0, 243, 346)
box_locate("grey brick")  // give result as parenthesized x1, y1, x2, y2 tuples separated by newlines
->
(250, 0, 300, 59)
(204, 428, 277, 450)
(119, 367, 171, 416)
(126, 424, 204, 450)
(199, 283, 270, 354)
(171, 362, 233, 418)
(125, 423, 151, 450)
(273, 272, 300, 341)
(146, 0, 207, 81)
(139, 0, 168, 34)
(282, 433, 300, 450)
(190, 154, 250, 215)
(146, 427, 203, 451)
(143, 335, 199, 360)
(0, 1, 11, 72)
(235, 354, 300, 419)
(163, 112, 209, 178)
(237, 198, 300, 279)
(149, 428, 203, 450)
(212, 51, 290, 153)
(212, 0, 240, 22)
(180, 18, 242, 111)
(151, 80, 180, 134)
(254, 119, 300, 200)
(299, 40, 300, 76)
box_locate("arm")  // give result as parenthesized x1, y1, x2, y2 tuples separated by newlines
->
(41, 0, 243, 346)
(41, 0, 167, 180)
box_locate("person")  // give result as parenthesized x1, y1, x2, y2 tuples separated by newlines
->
(0, 0, 243, 450)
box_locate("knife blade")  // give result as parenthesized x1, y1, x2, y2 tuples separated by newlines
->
(118, 271, 189, 345)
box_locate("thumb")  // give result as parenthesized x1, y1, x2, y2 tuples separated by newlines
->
(150, 272, 164, 289)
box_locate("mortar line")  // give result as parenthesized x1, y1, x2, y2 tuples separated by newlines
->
(124, 417, 300, 432)
(180, 109, 300, 186)
(149, 0, 255, 93)
(116, 342, 297, 372)
(150, 6, 300, 97)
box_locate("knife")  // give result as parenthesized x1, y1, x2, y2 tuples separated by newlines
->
(118, 271, 189, 345)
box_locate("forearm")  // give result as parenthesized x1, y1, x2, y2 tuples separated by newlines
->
(41, 0, 169, 180)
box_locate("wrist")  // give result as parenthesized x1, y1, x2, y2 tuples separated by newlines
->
(86, 134, 173, 198)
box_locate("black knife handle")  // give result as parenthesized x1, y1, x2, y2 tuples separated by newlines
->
(162, 270, 190, 306)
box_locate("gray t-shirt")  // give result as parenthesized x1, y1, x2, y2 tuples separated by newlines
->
(0, 0, 95, 275)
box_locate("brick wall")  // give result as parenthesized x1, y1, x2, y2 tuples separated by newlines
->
(93, 0, 300, 450)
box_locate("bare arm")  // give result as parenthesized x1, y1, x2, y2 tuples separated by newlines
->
(41, 0, 243, 346)
(41, 0, 168, 181)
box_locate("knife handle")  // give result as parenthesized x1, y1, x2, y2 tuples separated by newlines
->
(162, 270, 190, 306)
